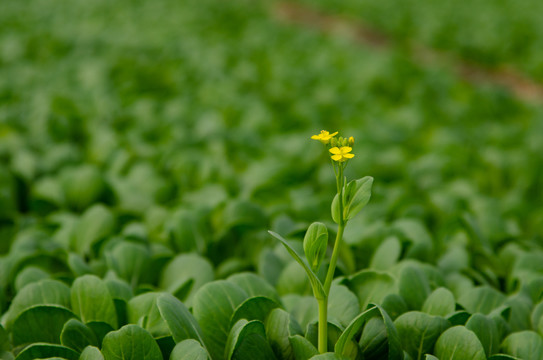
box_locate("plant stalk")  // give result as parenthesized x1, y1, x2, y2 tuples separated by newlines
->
(317, 297, 328, 353)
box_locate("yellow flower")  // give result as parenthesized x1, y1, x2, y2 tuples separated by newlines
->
(329, 146, 355, 162)
(311, 130, 338, 144)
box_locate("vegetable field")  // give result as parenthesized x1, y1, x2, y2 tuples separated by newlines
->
(1, 0, 543, 359)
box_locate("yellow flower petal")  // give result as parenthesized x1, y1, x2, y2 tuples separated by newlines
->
(329, 147, 341, 155)
(331, 154, 342, 161)
(343, 153, 355, 159)
(340, 146, 352, 153)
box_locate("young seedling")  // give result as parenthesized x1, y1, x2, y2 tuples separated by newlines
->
(269, 130, 373, 353)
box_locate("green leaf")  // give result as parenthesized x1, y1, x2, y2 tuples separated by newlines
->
(335, 306, 379, 355)
(14, 343, 79, 360)
(343, 176, 373, 221)
(303, 222, 328, 272)
(328, 284, 360, 328)
(227, 273, 280, 304)
(309, 353, 349, 360)
(346, 270, 397, 309)
(434, 326, 486, 360)
(61, 165, 105, 211)
(73, 204, 115, 256)
(86, 321, 114, 347)
(80, 346, 105, 360)
(399, 265, 431, 310)
(14, 266, 50, 292)
(422, 288, 456, 317)
(458, 286, 506, 315)
(156, 293, 207, 345)
(0, 324, 9, 351)
(268, 231, 325, 300)
(4, 279, 71, 328)
(308, 321, 357, 358)
(170, 339, 209, 360)
(394, 311, 450, 360)
(106, 242, 151, 289)
(12, 305, 76, 346)
(60, 318, 99, 352)
(225, 320, 275, 360)
(127, 292, 169, 338)
(230, 296, 280, 327)
(160, 253, 214, 304)
(501, 331, 543, 360)
(358, 305, 403, 360)
(192, 280, 249, 360)
(487, 355, 520, 360)
(101, 324, 162, 360)
(71, 275, 118, 329)
(265, 308, 303, 360)
(289, 335, 318, 360)
(282, 295, 318, 330)
(465, 313, 499, 357)
(276, 261, 311, 296)
(381, 294, 408, 321)
(370, 236, 402, 271)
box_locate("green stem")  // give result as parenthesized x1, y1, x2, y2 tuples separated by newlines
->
(317, 297, 328, 353)
(324, 165, 345, 294)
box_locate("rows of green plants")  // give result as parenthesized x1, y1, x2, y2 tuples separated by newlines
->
(1, 0, 543, 359)
(288, 0, 543, 81)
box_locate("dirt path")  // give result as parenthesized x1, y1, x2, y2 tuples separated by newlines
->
(273, 2, 543, 104)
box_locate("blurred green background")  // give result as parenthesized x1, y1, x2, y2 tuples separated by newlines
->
(1, 0, 542, 274)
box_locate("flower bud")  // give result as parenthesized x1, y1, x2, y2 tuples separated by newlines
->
(348, 136, 354, 147)
(330, 137, 338, 147)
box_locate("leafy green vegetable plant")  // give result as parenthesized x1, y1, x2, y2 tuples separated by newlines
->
(269, 130, 373, 354)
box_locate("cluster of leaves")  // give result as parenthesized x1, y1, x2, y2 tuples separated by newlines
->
(291, 0, 543, 80)
(1, 0, 543, 359)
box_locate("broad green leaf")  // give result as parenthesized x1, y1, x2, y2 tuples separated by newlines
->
(309, 353, 349, 360)
(346, 270, 396, 309)
(335, 306, 379, 355)
(394, 311, 450, 360)
(160, 253, 214, 304)
(422, 288, 456, 317)
(170, 339, 209, 360)
(370, 236, 402, 271)
(434, 326, 486, 360)
(166, 209, 206, 253)
(4, 279, 71, 328)
(230, 296, 280, 327)
(268, 231, 325, 300)
(71, 275, 118, 329)
(399, 265, 431, 310)
(303, 222, 328, 272)
(487, 355, 520, 360)
(258, 249, 285, 287)
(12, 305, 76, 346)
(80, 346, 105, 360)
(465, 313, 499, 357)
(282, 295, 318, 330)
(381, 294, 408, 321)
(14, 266, 49, 292)
(192, 280, 248, 360)
(458, 286, 506, 315)
(501, 331, 543, 360)
(14, 343, 79, 360)
(73, 204, 115, 256)
(127, 292, 169, 337)
(60, 318, 99, 352)
(61, 165, 105, 211)
(504, 294, 532, 332)
(358, 305, 403, 360)
(308, 321, 357, 358)
(265, 308, 303, 360)
(392, 219, 433, 261)
(225, 320, 275, 360)
(106, 242, 151, 288)
(156, 293, 207, 345)
(343, 176, 373, 221)
(101, 325, 162, 360)
(289, 335, 318, 360)
(86, 321, 114, 347)
(227, 273, 280, 303)
(0, 324, 9, 351)
(328, 284, 359, 328)
(276, 261, 311, 296)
